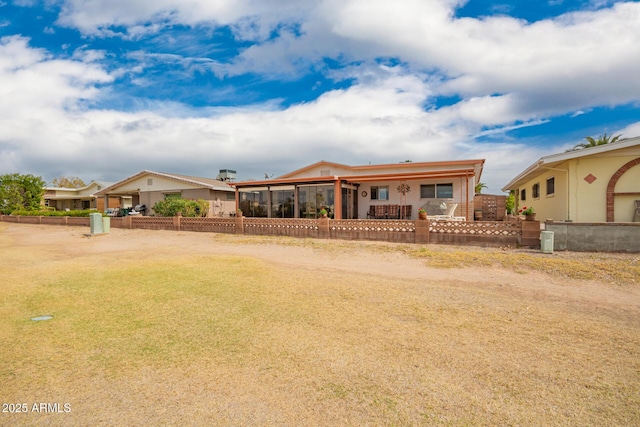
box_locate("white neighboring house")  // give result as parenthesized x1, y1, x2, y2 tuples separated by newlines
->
(93, 170, 236, 216)
(43, 180, 113, 211)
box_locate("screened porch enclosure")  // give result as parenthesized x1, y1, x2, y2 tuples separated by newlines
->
(238, 183, 358, 219)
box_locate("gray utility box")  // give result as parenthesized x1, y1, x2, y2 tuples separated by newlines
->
(89, 212, 104, 235)
(541, 231, 554, 254)
(102, 216, 111, 234)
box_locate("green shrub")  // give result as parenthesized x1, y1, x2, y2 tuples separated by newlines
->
(152, 198, 209, 217)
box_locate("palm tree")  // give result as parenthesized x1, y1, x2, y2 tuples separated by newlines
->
(570, 133, 622, 151)
(475, 182, 488, 194)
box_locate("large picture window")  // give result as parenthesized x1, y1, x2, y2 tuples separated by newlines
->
(371, 186, 389, 200)
(420, 183, 453, 199)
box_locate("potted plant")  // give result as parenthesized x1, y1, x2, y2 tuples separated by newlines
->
(518, 206, 536, 221)
(319, 208, 328, 218)
(418, 208, 427, 220)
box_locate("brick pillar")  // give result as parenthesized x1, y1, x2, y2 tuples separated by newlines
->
(173, 212, 182, 231)
(520, 220, 540, 248)
(318, 216, 330, 239)
(122, 215, 132, 229)
(415, 218, 429, 244)
(235, 213, 244, 234)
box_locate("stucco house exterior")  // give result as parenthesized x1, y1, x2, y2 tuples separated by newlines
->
(501, 136, 640, 222)
(232, 159, 484, 220)
(43, 180, 115, 211)
(94, 170, 236, 216)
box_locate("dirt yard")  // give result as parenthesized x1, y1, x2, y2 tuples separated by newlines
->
(13, 222, 636, 309)
(1, 223, 639, 426)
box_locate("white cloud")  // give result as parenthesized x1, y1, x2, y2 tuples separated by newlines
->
(56, 0, 311, 40)
(0, 36, 529, 191)
(617, 122, 640, 140)
(3, 1, 640, 193)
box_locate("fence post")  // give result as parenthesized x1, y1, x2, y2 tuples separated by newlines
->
(415, 218, 429, 244)
(318, 216, 330, 239)
(235, 212, 244, 234)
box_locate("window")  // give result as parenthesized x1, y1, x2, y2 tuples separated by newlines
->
(147, 178, 153, 185)
(420, 183, 453, 198)
(532, 183, 540, 199)
(371, 186, 389, 200)
(164, 193, 181, 200)
(546, 177, 555, 196)
(520, 189, 526, 201)
(225, 192, 235, 200)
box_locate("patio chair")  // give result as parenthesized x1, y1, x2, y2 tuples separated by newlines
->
(367, 205, 376, 219)
(634, 200, 640, 222)
(387, 204, 400, 219)
(428, 203, 459, 221)
(374, 205, 387, 219)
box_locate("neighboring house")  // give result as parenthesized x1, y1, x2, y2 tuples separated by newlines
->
(93, 170, 236, 216)
(42, 180, 115, 211)
(501, 136, 640, 222)
(232, 159, 484, 220)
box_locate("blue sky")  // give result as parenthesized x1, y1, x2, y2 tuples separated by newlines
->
(1, 0, 639, 192)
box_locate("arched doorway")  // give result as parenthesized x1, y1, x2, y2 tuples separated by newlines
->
(606, 158, 640, 222)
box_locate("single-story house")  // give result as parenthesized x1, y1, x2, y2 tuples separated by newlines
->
(232, 159, 484, 220)
(501, 136, 640, 222)
(94, 170, 236, 216)
(42, 180, 116, 211)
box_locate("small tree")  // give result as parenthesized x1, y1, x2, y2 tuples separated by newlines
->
(505, 191, 515, 215)
(50, 176, 86, 188)
(0, 173, 46, 214)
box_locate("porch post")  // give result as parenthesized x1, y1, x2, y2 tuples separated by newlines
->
(294, 185, 300, 218)
(466, 172, 470, 221)
(333, 179, 342, 220)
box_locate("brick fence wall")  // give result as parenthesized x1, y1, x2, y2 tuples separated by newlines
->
(0, 214, 540, 248)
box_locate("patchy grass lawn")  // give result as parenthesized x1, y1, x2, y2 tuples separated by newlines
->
(1, 225, 639, 426)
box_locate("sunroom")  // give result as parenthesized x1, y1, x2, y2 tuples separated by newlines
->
(232, 160, 484, 220)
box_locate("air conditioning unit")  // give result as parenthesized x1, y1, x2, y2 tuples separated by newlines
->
(217, 169, 237, 181)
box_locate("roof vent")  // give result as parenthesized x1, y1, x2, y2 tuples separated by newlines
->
(217, 169, 237, 181)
